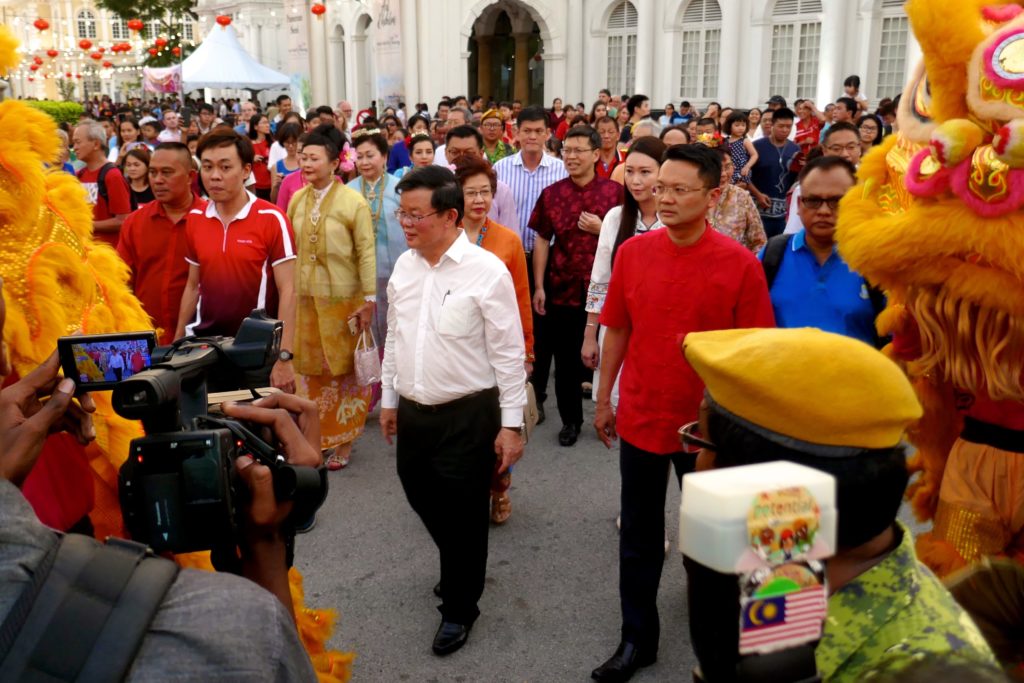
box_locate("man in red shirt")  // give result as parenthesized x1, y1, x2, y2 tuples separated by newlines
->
(531, 126, 623, 446)
(73, 120, 131, 248)
(174, 129, 297, 392)
(591, 144, 775, 682)
(117, 142, 205, 345)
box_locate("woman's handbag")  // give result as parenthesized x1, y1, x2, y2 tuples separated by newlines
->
(353, 329, 381, 386)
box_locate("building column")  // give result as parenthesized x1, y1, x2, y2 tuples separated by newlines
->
(513, 32, 530, 102)
(400, 0, 418, 106)
(477, 34, 493, 100)
(566, 0, 583, 102)
(815, 0, 845, 106)
(308, 9, 328, 105)
(326, 29, 341, 105)
(634, 0, 655, 96)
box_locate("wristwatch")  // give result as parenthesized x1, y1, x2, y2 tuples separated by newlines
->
(277, 349, 294, 362)
(503, 422, 526, 438)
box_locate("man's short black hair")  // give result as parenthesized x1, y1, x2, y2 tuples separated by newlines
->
(315, 105, 334, 117)
(706, 402, 908, 550)
(516, 105, 549, 128)
(564, 125, 601, 150)
(696, 118, 718, 129)
(771, 107, 796, 122)
(446, 124, 484, 148)
(276, 94, 291, 105)
(199, 103, 214, 114)
(395, 165, 464, 224)
(836, 97, 858, 114)
(599, 88, 611, 97)
(197, 128, 254, 166)
(822, 121, 859, 146)
(797, 154, 857, 183)
(662, 143, 722, 189)
(626, 94, 649, 116)
(152, 141, 193, 169)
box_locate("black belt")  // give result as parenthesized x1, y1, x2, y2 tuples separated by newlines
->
(961, 417, 1024, 453)
(400, 387, 498, 414)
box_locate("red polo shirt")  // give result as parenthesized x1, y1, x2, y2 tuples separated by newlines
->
(78, 164, 132, 248)
(185, 192, 296, 337)
(601, 227, 775, 454)
(117, 195, 206, 345)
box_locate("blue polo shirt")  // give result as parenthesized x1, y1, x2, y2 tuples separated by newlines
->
(761, 231, 878, 345)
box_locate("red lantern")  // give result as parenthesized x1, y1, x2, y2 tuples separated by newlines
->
(155, 37, 168, 48)
(215, 15, 232, 27)
(148, 48, 158, 56)
(33, 56, 43, 65)
(102, 61, 113, 68)
(127, 18, 144, 32)
(90, 52, 103, 60)
(311, 3, 326, 18)
(76, 74, 82, 79)
(78, 39, 92, 50)
(98, 47, 105, 53)
(64, 71, 72, 77)
(46, 49, 58, 58)
(27, 77, 34, 82)
(29, 64, 39, 71)
(33, 18, 49, 32)
(172, 46, 181, 56)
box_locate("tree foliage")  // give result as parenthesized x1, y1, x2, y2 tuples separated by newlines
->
(94, 0, 198, 67)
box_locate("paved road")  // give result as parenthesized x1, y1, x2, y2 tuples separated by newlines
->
(296, 398, 700, 682)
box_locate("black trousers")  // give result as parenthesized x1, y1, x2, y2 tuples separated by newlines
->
(396, 388, 500, 626)
(546, 302, 588, 427)
(619, 438, 695, 651)
(526, 253, 553, 406)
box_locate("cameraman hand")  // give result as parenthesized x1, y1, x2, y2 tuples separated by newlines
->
(0, 352, 96, 486)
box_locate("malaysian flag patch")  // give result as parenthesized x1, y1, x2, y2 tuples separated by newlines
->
(738, 585, 827, 655)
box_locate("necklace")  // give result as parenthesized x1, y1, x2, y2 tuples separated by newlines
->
(360, 176, 385, 230)
(471, 221, 489, 246)
(309, 182, 332, 226)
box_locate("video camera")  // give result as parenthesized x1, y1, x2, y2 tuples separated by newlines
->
(59, 310, 327, 569)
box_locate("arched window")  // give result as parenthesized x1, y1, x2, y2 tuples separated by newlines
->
(606, 1, 638, 96)
(183, 17, 195, 41)
(77, 9, 97, 39)
(111, 17, 129, 41)
(768, 0, 822, 100)
(875, 0, 910, 99)
(679, 0, 722, 99)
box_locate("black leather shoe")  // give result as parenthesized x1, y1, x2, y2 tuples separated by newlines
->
(536, 403, 546, 425)
(432, 620, 470, 656)
(591, 642, 656, 682)
(558, 423, 580, 447)
(433, 581, 442, 598)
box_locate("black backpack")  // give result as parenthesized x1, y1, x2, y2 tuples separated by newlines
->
(0, 533, 178, 682)
(760, 233, 889, 349)
(77, 162, 118, 206)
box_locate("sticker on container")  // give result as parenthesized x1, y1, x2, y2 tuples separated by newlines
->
(738, 561, 827, 655)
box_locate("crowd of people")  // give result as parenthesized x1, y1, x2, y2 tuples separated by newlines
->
(5, 67, 1017, 682)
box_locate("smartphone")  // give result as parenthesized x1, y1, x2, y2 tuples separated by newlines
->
(57, 331, 157, 393)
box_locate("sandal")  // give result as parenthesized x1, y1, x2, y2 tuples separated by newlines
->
(325, 448, 349, 471)
(490, 491, 511, 524)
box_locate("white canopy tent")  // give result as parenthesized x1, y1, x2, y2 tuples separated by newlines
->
(182, 25, 290, 92)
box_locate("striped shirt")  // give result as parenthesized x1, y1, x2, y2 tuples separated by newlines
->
(493, 151, 568, 252)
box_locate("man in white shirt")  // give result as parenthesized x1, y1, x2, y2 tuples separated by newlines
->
(379, 166, 526, 658)
(157, 110, 182, 143)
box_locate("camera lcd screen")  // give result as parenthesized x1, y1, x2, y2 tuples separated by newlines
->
(58, 332, 157, 392)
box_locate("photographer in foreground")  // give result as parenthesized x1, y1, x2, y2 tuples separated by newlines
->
(0, 280, 319, 681)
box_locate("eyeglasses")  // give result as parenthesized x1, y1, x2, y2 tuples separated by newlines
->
(653, 184, 707, 198)
(824, 143, 860, 154)
(678, 421, 715, 454)
(463, 189, 492, 200)
(394, 209, 441, 224)
(800, 195, 844, 210)
(481, 122, 503, 129)
(562, 146, 596, 156)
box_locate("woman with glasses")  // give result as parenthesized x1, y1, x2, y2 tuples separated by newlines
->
(346, 129, 406, 369)
(856, 114, 885, 156)
(453, 155, 534, 524)
(289, 131, 376, 470)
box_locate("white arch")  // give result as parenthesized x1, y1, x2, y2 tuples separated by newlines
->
(461, 0, 556, 44)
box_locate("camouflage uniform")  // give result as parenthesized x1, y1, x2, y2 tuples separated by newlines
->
(817, 523, 997, 681)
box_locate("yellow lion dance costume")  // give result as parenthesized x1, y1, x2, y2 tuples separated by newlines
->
(0, 29, 352, 681)
(837, 0, 1024, 578)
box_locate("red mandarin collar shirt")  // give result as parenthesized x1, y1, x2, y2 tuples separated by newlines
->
(600, 226, 776, 454)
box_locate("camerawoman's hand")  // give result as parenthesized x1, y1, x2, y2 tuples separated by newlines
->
(0, 352, 96, 486)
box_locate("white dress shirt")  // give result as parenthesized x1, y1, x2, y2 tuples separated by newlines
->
(381, 230, 527, 427)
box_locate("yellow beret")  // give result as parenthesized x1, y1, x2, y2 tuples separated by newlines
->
(683, 328, 922, 450)
(481, 108, 503, 123)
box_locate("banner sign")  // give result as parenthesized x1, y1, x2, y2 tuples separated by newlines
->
(284, 0, 312, 110)
(374, 0, 403, 109)
(143, 66, 181, 93)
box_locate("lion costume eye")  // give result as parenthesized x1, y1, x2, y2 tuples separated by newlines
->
(911, 70, 934, 124)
